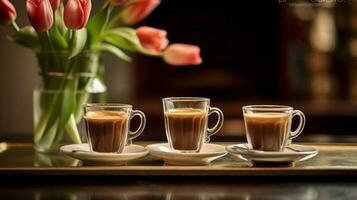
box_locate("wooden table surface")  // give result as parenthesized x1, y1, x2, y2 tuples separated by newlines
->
(1, 142, 357, 177)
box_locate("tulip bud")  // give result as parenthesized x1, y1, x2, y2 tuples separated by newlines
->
(49, 0, 62, 11)
(109, 0, 127, 6)
(0, 0, 17, 25)
(136, 26, 168, 53)
(121, 0, 160, 25)
(64, 0, 91, 29)
(27, 0, 53, 31)
(163, 44, 202, 66)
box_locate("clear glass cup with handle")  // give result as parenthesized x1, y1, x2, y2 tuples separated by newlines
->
(242, 105, 305, 152)
(163, 97, 224, 153)
(83, 103, 146, 153)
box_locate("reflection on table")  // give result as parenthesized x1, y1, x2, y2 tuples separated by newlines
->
(2, 182, 357, 200)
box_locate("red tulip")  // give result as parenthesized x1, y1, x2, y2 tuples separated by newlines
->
(27, 0, 53, 31)
(0, 0, 17, 25)
(64, 0, 91, 29)
(49, 0, 62, 11)
(109, 0, 127, 6)
(163, 44, 202, 66)
(121, 0, 160, 25)
(136, 26, 168, 53)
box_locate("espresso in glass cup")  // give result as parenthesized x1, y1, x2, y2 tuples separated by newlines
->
(163, 97, 224, 153)
(84, 103, 146, 153)
(243, 105, 305, 152)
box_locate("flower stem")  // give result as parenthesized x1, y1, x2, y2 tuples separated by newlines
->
(106, 2, 134, 29)
(70, 30, 77, 48)
(100, 1, 109, 10)
(106, 13, 122, 29)
(11, 22, 19, 32)
(45, 31, 55, 51)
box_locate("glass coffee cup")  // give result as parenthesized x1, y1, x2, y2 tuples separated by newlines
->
(243, 105, 305, 152)
(83, 103, 146, 153)
(163, 97, 224, 153)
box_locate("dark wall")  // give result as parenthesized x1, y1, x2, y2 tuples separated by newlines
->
(135, 0, 282, 101)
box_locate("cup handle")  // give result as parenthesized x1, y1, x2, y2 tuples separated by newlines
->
(289, 110, 305, 140)
(206, 107, 224, 142)
(128, 110, 146, 145)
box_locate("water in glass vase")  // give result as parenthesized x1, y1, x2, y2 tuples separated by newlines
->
(33, 88, 106, 153)
(33, 52, 106, 153)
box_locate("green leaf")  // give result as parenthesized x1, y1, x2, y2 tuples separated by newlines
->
(35, 91, 62, 145)
(65, 114, 81, 144)
(38, 119, 59, 148)
(34, 108, 51, 143)
(48, 6, 68, 49)
(70, 28, 87, 58)
(86, 5, 112, 48)
(103, 31, 137, 52)
(64, 30, 71, 42)
(55, 5, 67, 35)
(49, 24, 68, 49)
(103, 28, 159, 56)
(58, 72, 78, 130)
(98, 43, 132, 62)
(8, 26, 40, 51)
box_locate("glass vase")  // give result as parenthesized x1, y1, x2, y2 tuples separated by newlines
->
(33, 51, 106, 153)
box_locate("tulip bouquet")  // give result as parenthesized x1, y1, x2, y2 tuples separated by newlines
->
(0, 0, 202, 152)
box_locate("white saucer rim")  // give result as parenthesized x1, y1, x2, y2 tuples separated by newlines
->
(147, 142, 227, 157)
(226, 143, 319, 163)
(235, 151, 319, 163)
(60, 143, 149, 157)
(147, 143, 227, 165)
(226, 143, 318, 156)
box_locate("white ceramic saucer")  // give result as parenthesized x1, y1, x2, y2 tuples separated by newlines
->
(60, 143, 149, 166)
(147, 143, 227, 165)
(226, 143, 318, 163)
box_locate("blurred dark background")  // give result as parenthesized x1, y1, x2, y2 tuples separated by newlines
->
(136, 1, 280, 100)
(1, 0, 357, 142)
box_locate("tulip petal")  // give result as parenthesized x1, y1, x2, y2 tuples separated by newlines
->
(0, 0, 17, 24)
(27, 0, 53, 31)
(136, 26, 168, 53)
(64, 0, 91, 29)
(64, 0, 83, 29)
(49, 0, 62, 11)
(163, 44, 202, 66)
(122, 0, 160, 25)
(83, 0, 91, 27)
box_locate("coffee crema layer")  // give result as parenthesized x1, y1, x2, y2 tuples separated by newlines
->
(244, 113, 291, 151)
(84, 111, 129, 153)
(165, 108, 208, 151)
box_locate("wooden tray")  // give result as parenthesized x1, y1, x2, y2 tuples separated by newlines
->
(1, 142, 357, 176)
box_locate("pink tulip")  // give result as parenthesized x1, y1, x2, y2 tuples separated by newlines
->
(121, 0, 160, 25)
(49, 0, 62, 11)
(163, 44, 202, 66)
(64, 0, 91, 29)
(109, 0, 127, 6)
(136, 26, 168, 53)
(0, 0, 17, 25)
(27, 0, 53, 31)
